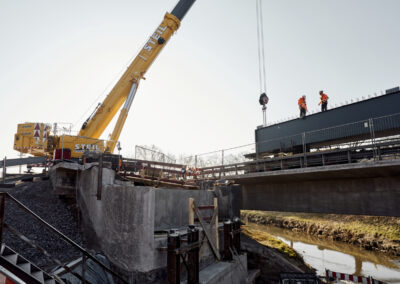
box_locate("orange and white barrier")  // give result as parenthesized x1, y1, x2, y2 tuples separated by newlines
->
(371, 279, 388, 284)
(325, 269, 387, 284)
(0, 273, 16, 284)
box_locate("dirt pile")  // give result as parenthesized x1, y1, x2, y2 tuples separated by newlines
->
(3, 179, 83, 270)
(242, 211, 400, 256)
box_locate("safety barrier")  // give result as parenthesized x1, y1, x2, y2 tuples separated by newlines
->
(180, 112, 400, 169)
(0, 156, 50, 187)
(325, 269, 387, 284)
(0, 270, 22, 284)
(120, 113, 400, 181)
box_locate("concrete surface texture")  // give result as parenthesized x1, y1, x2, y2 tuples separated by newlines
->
(70, 162, 242, 278)
(198, 254, 248, 284)
(238, 159, 400, 216)
(76, 165, 162, 272)
(49, 162, 80, 196)
(154, 188, 215, 230)
(154, 184, 241, 230)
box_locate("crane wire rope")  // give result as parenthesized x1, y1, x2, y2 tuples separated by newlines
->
(72, 36, 150, 131)
(256, 0, 267, 94)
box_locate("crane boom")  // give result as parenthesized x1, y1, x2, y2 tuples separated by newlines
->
(14, 0, 196, 158)
(79, 0, 196, 144)
(104, 0, 196, 152)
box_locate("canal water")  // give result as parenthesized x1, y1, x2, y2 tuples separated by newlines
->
(247, 223, 400, 283)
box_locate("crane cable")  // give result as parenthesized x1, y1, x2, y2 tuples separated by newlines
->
(72, 36, 150, 131)
(256, 0, 267, 94)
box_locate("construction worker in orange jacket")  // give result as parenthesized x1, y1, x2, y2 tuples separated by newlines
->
(318, 90, 329, 112)
(298, 95, 307, 118)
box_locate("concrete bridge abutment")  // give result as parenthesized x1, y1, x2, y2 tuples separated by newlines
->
(238, 160, 400, 217)
(50, 162, 246, 283)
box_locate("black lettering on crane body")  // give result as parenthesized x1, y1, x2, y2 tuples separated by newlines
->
(157, 26, 167, 33)
(74, 143, 99, 152)
(151, 33, 160, 41)
(143, 25, 167, 52)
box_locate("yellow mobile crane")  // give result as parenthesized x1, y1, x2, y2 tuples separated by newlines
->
(14, 0, 196, 159)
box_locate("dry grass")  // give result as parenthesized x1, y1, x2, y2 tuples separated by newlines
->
(242, 225, 299, 258)
(242, 210, 400, 241)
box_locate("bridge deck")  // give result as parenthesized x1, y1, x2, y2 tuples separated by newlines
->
(229, 159, 400, 183)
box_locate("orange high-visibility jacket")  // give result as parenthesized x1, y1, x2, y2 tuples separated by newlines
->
(319, 93, 329, 104)
(298, 97, 307, 111)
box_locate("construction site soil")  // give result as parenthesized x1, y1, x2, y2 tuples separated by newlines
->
(3, 179, 83, 270)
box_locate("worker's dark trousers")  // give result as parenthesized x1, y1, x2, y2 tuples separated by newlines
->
(321, 102, 328, 112)
(300, 108, 306, 118)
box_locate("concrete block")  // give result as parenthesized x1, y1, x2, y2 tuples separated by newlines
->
(198, 254, 248, 284)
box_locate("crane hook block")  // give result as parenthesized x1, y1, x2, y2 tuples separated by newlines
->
(259, 93, 269, 106)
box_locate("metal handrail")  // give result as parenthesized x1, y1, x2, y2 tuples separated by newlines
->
(0, 192, 127, 283)
(197, 137, 400, 177)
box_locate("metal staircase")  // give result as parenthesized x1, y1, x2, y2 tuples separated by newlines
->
(0, 243, 61, 284)
(0, 192, 126, 284)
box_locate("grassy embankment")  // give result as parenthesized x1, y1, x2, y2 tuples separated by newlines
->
(242, 226, 298, 258)
(242, 210, 400, 255)
(243, 211, 400, 240)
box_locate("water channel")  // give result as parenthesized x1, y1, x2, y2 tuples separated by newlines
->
(247, 223, 400, 283)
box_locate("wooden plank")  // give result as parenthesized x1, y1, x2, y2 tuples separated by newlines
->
(192, 201, 220, 260)
(97, 154, 103, 200)
(0, 195, 4, 243)
(199, 208, 217, 259)
(197, 205, 215, 210)
(126, 176, 199, 190)
(189, 198, 194, 225)
(194, 216, 212, 222)
(214, 197, 219, 250)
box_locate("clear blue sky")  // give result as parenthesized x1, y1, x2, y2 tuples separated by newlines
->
(0, 0, 399, 159)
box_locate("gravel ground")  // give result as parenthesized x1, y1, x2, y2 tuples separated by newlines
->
(2, 179, 83, 270)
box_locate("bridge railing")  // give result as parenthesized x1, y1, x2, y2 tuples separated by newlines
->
(192, 113, 400, 178)
(256, 112, 400, 156)
(1, 156, 48, 185)
(127, 113, 400, 179)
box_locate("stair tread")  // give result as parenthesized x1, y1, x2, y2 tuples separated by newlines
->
(3, 253, 18, 264)
(32, 270, 45, 281)
(43, 273, 54, 280)
(2, 246, 16, 256)
(0, 244, 61, 283)
(30, 265, 41, 273)
(17, 262, 31, 274)
(16, 256, 29, 265)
